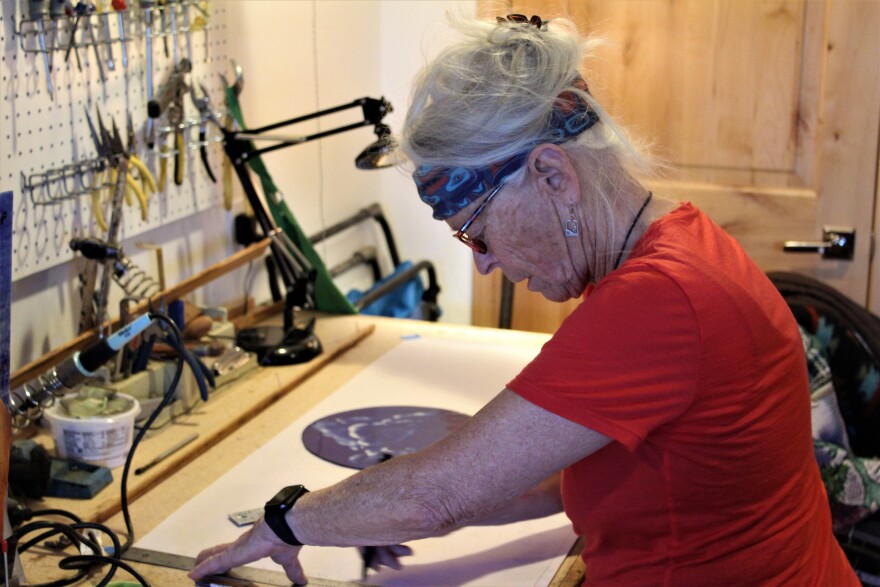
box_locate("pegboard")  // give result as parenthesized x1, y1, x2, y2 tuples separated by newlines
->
(1, 0, 231, 281)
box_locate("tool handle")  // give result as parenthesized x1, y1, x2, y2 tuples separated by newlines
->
(28, 0, 50, 18)
(148, 58, 191, 118)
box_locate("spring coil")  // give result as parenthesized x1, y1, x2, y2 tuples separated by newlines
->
(113, 256, 161, 299)
(8, 371, 67, 428)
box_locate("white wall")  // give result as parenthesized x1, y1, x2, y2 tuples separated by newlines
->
(9, 0, 478, 372)
(224, 0, 478, 326)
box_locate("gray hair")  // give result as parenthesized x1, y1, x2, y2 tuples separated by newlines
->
(400, 14, 655, 280)
(400, 14, 651, 177)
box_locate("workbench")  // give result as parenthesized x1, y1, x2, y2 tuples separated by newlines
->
(17, 314, 586, 586)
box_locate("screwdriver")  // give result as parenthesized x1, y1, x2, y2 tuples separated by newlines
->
(48, 0, 67, 70)
(28, 0, 54, 99)
(111, 0, 127, 68)
(158, 0, 168, 58)
(96, 0, 114, 71)
(178, 0, 192, 64)
(81, 1, 106, 81)
(140, 0, 157, 147)
(166, 0, 179, 64)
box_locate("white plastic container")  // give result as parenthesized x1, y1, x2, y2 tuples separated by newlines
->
(43, 393, 141, 468)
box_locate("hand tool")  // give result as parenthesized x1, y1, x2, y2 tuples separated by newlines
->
(28, 0, 55, 99)
(166, 0, 179, 63)
(111, 0, 127, 68)
(112, 119, 148, 219)
(81, 1, 106, 81)
(178, 0, 192, 64)
(122, 547, 320, 587)
(48, 0, 68, 69)
(190, 81, 220, 182)
(127, 113, 158, 194)
(139, 0, 157, 147)
(63, 1, 85, 66)
(85, 112, 111, 234)
(90, 169, 109, 231)
(79, 106, 116, 331)
(96, 0, 114, 70)
(149, 58, 191, 186)
(134, 433, 198, 475)
(94, 106, 132, 333)
(158, 0, 169, 57)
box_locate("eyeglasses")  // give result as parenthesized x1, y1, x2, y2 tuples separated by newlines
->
(452, 181, 506, 254)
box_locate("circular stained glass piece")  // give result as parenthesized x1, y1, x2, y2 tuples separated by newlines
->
(302, 405, 470, 470)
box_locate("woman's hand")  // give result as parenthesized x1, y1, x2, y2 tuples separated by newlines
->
(187, 519, 307, 585)
(360, 544, 414, 575)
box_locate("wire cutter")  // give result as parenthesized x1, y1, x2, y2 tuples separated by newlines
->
(190, 81, 222, 183)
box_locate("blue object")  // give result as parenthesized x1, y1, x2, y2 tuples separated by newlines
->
(49, 457, 113, 499)
(347, 261, 434, 320)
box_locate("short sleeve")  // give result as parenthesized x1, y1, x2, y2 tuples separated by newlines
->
(508, 267, 702, 450)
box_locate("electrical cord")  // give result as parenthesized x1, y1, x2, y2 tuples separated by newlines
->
(118, 313, 186, 554)
(8, 312, 190, 587)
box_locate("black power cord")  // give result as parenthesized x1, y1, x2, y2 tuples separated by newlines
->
(8, 312, 190, 586)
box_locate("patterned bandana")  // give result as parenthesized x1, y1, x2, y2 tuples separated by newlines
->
(412, 76, 599, 220)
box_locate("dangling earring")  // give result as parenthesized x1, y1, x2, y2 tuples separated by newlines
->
(564, 203, 579, 237)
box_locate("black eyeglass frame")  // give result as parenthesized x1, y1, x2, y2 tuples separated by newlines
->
(452, 181, 507, 254)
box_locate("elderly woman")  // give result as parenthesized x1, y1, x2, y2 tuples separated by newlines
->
(190, 15, 857, 585)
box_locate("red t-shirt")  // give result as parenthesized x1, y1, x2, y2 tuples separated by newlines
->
(508, 204, 857, 586)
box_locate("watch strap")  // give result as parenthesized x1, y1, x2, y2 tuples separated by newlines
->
(264, 485, 309, 546)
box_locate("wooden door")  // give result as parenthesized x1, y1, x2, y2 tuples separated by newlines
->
(473, 0, 880, 332)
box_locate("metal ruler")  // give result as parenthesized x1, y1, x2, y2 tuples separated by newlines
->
(122, 547, 365, 587)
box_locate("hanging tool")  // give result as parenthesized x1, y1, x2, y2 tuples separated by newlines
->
(48, 0, 68, 69)
(81, 1, 106, 81)
(79, 105, 116, 331)
(84, 106, 113, 233)
(158, 0, 169, 58)
(112, 118, 148, 219)
(190, 81, 220, 183)
(140, 0, 157, 147)
(96, 0, 114, 71)
(85, 108, 150, 223)
(95, 107, 133, 333)
(127, 114, 158, 195)
(28, 0, 55, 99)
(63, 1, 85, 66)
(149, 58, 191, 187)
(111, 0, 127, 68)
(166, 0, 179, 63)
(178, 0, 192, 64)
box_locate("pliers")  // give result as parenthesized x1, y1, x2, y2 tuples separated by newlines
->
(85, 108, 151, 225)
(190, 81, 222, 184)
(127, 114, 159, 197)
(103, 114, 149, 222)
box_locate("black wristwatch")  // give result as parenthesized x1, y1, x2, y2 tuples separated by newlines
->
(264, 485, 309, 546)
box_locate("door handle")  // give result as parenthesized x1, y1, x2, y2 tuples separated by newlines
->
(783, 226, 855, 260)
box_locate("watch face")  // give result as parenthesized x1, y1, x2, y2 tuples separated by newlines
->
(268, 485, 306, 509)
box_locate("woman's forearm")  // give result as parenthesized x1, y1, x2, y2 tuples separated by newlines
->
(470, 473, 563, 526)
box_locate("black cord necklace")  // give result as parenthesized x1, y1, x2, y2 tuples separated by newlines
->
(613, 191, 653, 270)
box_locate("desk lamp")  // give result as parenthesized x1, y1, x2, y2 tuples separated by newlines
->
(223, 97, 396, 366)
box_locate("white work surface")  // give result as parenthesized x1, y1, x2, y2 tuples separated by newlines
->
(137, 333, 577, 586)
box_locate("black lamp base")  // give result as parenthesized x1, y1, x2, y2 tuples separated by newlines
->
(236, 325, 322, 366)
